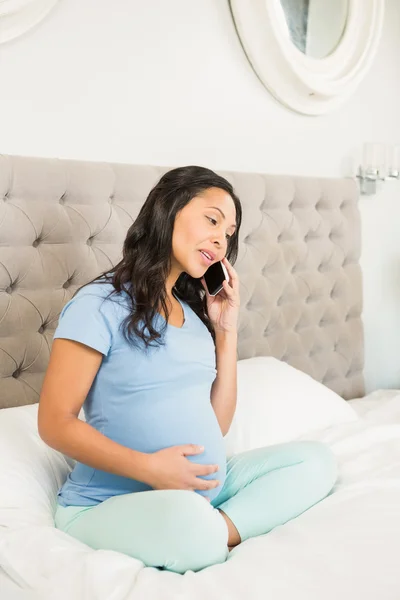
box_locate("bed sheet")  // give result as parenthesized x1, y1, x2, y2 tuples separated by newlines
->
(1, 390, 400, 600)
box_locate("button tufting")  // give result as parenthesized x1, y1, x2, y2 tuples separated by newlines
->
(38, 325, 45, 334)
(63, 280, 71, 289)
(87, 237, 93, 246)
(33, 239, 41, 248)
(12, 369, 21, 378)
(59, 193, 67, 204)
(6, 286, 12, 294)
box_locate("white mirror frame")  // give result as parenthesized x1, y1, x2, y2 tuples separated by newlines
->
(0, 0, 59, 44)
(229, 0, 385, 116)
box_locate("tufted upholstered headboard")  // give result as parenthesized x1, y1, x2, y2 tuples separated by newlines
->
(0, 154, 364, 409)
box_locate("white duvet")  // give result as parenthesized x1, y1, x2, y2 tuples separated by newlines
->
(1, 390, 400, 600)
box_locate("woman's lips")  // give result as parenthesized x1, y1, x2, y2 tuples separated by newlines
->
(199, 250, 213, 266)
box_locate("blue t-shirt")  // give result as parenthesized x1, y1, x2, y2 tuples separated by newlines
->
(54, 282, 226, 507)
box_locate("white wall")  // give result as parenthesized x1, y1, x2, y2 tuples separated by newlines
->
(1, 0, 399, 394)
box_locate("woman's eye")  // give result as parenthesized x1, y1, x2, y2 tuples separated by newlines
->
(207, 216, 231, 241)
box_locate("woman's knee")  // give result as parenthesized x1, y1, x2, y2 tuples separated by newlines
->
(299, 441, 338, 497)
(159, 491, 229, 573)
(125, 490, 229, 572)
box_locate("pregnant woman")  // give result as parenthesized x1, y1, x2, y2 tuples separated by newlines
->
(38, 166, 337, 573)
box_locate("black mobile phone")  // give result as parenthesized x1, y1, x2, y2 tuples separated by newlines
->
(203, 261, 229, 296)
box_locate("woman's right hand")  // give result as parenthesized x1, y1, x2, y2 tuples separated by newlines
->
(143, 445, 220, 499)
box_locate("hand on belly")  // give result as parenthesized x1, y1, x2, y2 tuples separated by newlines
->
(143, 443, 225, 501)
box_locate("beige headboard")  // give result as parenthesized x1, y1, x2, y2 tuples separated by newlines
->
(0, 154, 364, 408)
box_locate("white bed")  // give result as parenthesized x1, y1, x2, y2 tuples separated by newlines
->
(1, 155, 399, 599)
(1, 385, 400, 600)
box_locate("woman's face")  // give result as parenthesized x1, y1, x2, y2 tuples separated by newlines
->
(171, 187, 237, 280)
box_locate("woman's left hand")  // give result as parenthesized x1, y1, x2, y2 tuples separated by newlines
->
(201, 257, 240, 334)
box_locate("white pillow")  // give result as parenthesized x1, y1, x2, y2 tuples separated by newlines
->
(0, 404, 72, 527)
(224, 357, 358, 456)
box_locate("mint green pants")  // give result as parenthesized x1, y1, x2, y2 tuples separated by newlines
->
(55, 441, 337, 574)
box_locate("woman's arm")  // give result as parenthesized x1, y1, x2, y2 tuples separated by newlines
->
(38, 339, 151, 483)
(210, 330, 237, 436)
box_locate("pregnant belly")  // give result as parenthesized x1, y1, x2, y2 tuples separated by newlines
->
(110, 395, 227, 502)
(179, 418, 227, 502)
(153, 401, 226, 502)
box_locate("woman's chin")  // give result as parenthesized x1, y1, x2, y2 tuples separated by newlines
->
(188, 270, 206, 281)
(184, 264, 207, 280)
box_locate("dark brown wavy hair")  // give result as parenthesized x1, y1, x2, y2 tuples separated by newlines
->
(80, 166, 242, 349)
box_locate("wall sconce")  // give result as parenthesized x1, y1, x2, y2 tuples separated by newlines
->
(357, 143, 400, 195)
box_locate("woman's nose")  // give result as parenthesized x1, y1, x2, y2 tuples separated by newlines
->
(212, 231, 226, 247)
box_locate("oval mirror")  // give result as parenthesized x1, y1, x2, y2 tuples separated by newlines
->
(230, 0, 384, 115)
